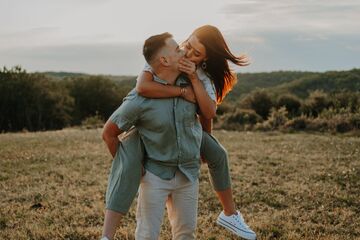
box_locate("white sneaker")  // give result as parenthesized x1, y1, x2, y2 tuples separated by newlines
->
(100, 237, 110, 240)
(216, 210, 257, 240)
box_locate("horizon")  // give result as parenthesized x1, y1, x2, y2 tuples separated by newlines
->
(29, 67, 358, 78)
(1, 0, 359, 75)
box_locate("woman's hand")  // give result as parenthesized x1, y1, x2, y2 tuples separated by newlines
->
(178, 58, 197, 82)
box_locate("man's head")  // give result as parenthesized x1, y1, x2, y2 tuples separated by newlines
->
(143, 32, 184, 73)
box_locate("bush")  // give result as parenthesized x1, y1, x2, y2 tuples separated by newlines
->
(216, 101, 234, 115)
(226, 109, 262, 125)
(349, 112, 360, 130)
(306, 118, 329, 132)
(302, 90, 331, 117)
(284, 115, 309, 130)
(330, 91, 360, 113)
(219, 108, 262, 130)
(263, 107, 288, 130)
(239, 89, 274, 119)
(276, 94, 302, 117)
(80, 113, 104, 129)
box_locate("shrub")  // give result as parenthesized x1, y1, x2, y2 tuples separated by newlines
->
(264, 107, 289, 130)
(216, 101, 234, 115)
(306, 118, 328, 132)
(330, 91, 360, 113)
(219, 108, 262, 130)
(239, 89, 274, 119)
(302, 90, 331, 117)
(80, 113, 104, 129)
(284, 115, 309, 130)
(254, 122, 272, 131)
(349, 112, 360, 130)
(276, 94, 302, 117)
(226, 109, 262, 125)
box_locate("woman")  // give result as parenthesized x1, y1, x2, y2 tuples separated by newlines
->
(101, 25, 256, 240)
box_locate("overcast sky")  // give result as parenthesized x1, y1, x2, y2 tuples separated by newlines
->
(1, 0, 359, 75)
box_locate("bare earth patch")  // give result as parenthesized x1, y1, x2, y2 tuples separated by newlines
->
(0, 129, 359, 239)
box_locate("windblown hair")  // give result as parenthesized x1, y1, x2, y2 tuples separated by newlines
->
(191, 25, 249, 103)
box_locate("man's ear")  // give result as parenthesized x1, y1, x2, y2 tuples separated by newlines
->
(160, 56, 170, 66)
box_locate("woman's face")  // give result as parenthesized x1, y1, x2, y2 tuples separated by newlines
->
(183, 35, 207, 65)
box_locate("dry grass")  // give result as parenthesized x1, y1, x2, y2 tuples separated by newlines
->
(0, 129, 359, 239)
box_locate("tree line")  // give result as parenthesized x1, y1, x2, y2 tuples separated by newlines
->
(0, 66, 133, 132)
(1, 66, 359, 133)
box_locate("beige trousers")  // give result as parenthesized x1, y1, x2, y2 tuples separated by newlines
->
(135, 170, 199, 240)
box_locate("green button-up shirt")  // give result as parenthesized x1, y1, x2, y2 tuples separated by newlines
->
(109, 75, 202, 182)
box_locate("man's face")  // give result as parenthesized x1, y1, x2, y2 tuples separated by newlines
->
(162, 38, 185, 70)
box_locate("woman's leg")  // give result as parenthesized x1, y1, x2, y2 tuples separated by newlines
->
(200, 131, 256, 239)
(102, 127, 145, 240)
(200, 131, 235, 215)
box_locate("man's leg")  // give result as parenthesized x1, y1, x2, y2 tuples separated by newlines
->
(135, 171, 170, 240)
(102, 127, 145, 240)
(166, 171, 199, 240)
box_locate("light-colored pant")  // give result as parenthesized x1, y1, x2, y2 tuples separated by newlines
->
(106, 130, 230, 214)
(135, 170, 199, 240)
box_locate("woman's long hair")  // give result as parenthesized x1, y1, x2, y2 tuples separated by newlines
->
(192, 25, 249, 103)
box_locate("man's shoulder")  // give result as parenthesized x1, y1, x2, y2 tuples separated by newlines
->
(176, 74, 190, 86)
(123, 88, 147, 102)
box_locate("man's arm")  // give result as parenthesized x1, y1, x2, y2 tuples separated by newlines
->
(102, 91, 143, 157)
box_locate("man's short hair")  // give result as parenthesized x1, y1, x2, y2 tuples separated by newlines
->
(143, 32, 173, 64)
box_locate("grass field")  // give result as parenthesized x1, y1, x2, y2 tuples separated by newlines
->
(0, 129, 359, 240)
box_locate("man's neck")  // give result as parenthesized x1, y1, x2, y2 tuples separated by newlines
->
(153, 68, 179, 85)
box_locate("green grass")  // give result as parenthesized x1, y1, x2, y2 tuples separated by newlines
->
(1, 129, 359, 239)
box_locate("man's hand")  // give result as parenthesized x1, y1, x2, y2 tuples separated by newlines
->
(181, 86, 197, 103)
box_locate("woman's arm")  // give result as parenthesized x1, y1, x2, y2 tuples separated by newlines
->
(136, 71, 181, 98)
(179, 59, 217, 120)
(136, 71, 197, 103)
(199, 115, 212, 134)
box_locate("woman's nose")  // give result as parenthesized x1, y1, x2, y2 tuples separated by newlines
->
(185, 49, 192, 58)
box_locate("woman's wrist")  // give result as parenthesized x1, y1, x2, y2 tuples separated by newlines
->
(180, 86, 187, 97)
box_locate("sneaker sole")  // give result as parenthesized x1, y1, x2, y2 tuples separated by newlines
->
(216, 218, 256, 240)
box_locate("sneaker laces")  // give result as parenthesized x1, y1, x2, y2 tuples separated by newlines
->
(233, 212, 250, 229)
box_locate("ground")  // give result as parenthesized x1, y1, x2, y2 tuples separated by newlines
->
(0, 129, 359, 239)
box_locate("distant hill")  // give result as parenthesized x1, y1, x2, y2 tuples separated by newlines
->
(227, 71, 316, 101)
(43, 71, 137, 83)
(41, 69, 360, 101)
(225, 69, 360, 101)
(269, 69, 360, 98)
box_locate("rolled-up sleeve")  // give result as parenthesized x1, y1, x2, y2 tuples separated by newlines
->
(108, 92, 143, 131)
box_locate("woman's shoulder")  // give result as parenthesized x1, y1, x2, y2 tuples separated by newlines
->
(196, 68, 217, 101)
(196, 68, 210, 81)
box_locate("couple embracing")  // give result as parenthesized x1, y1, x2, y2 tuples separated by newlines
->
(100, 25, 257, 240)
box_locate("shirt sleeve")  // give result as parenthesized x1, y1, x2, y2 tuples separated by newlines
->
(196, 69, 217, 102)
(108, 90, 143, 131)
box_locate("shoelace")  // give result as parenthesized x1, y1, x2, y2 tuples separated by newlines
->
(232, 213, 250, 229)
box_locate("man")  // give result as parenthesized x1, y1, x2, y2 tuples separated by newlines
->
(102, 33, 202, 239)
